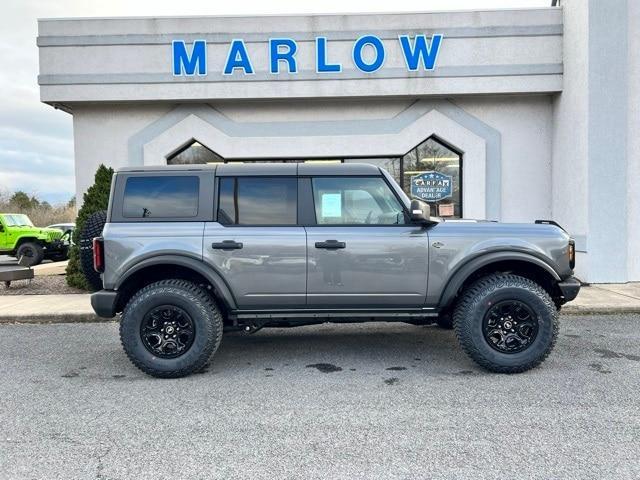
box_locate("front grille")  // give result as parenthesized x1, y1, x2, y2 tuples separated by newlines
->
(48, 231, 62, 242)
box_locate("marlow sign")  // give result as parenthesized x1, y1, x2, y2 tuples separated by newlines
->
(172, 35, 443, 76)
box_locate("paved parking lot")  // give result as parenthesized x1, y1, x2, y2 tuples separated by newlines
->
(1, 314, 639, 479)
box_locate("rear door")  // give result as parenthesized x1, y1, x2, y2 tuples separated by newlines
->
(203, 172, 307, 309)
(304, 175, 430, 308)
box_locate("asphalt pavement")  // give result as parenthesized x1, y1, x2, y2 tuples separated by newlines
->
(1, 314, 639, 480)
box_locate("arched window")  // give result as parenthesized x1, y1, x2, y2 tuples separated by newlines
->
(167, 141, 223, 165)
(402, 136, 462, 218)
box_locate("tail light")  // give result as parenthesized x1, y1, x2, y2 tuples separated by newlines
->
(93, 237, 105, 273)
(568, 239, 575, 270)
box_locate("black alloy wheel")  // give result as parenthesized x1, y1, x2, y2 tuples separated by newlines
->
(140, 305, 196, 358)
(482, 300, 539, 354)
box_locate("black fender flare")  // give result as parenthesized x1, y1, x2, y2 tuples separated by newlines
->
(116, 254, 238, 310)
(438, 251, 561, 309)
(15, 236, 40, 248)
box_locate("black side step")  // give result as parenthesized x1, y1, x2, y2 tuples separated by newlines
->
(231, 309, 438, 321)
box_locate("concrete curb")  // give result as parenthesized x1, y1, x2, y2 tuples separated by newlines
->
(0, 313, 115, 324)
(562, 305, 640, 315)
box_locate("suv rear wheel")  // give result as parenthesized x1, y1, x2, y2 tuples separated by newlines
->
(453, 273, 558, 373)
(120, 279, 223, 378)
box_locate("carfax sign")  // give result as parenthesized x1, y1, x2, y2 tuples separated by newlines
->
(411, 171, 453, 202)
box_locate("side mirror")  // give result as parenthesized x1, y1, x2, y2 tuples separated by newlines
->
(410, 199, 438, 226)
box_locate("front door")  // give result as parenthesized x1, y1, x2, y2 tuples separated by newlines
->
(203, 175, 306, 309)
(305, 176, 429, 308)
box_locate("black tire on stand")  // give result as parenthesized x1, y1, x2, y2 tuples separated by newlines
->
(79, 210, 107, 291)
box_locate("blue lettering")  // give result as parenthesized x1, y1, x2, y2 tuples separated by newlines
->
(316, 37, 342, 73)
(270, 38, 298, 74)
(398, 34, 443, 71)
(223, 39, 254, 75)
(172, 40, 206, 76)
(352, 35, 385, 73)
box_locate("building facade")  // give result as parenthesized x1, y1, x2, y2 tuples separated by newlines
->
(37, 0, 639, 283)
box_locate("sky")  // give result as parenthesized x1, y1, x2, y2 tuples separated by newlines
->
(0, 0, 549, 205)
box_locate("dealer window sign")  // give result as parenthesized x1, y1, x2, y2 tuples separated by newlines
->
(172, 34, 443, 76)
(411, 171, 453, 202)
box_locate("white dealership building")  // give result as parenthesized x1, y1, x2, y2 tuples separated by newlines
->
(37, 0, 639, 283)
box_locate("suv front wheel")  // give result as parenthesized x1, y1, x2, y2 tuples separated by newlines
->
(453, 273, 558, 373)
(120, 279, 223, 378)
(17, 242, 44, 267)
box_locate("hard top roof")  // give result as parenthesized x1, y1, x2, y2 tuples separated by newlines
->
(117, 162, 382, 176)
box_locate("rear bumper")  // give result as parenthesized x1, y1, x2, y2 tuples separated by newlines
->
(91, 290, 119, 318)
(558, 276, 581, 302)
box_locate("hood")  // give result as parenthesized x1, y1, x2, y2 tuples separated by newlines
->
(39, 227, 63, 240)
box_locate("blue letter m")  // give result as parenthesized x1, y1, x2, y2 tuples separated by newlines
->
(173, 40, 207, 76)
(398, 34, 443, 71)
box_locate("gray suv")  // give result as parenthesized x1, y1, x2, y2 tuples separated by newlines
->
(91, 163, 580, 378)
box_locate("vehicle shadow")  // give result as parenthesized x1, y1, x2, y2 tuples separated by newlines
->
(210, 322, 469, 373)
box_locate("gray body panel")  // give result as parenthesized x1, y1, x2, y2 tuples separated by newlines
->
(102, 222, 205, 290)
(426, 220, 571, 305)
(98, 163, 576, 317)
(305, 226, 429, 307)
(203, 224, 307, 308)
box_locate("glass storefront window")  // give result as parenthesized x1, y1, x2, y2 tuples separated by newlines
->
(164, 137, 462, 218)
(226, 159, 342, 164)
(167, 141, 223, 165)
(402, 137, 462, 218)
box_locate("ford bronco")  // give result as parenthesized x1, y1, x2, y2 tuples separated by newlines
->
(90, 163, 580, 378)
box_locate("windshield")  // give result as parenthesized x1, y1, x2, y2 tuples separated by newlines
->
(2, 214, 34, 227)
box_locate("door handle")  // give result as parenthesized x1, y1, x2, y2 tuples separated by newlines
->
(211, 240, 243, 250)
(315, 240, 346, 249)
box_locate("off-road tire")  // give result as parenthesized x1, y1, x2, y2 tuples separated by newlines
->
(17, 242, 44, 267)
(453, 273, 558, 373)
(436, 312, 454, 329)
(48, 251, 69, 262)
(120, 279, 223, 378)
(79, 210, 107, 291)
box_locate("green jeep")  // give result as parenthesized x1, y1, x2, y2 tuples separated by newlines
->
(0, 213, 70, 266)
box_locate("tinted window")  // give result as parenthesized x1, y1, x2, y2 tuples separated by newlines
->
(218, 177, 297, 225)
(123, 176, 199, 218)
(312, 177, 406, 225)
